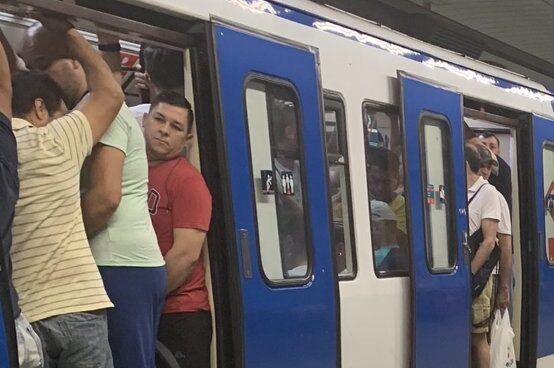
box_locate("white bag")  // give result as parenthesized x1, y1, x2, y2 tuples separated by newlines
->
(490, 309, 516, 368)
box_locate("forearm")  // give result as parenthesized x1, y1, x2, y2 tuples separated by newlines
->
(470, 238, 496, 274)
(0, 30, 16, 74)
(97, 32, 122, 84)
(81, 190, 118, 238)
(165, 248, 198, 294)
(67, 29, 121, 100)
(498, 235, 512, 290)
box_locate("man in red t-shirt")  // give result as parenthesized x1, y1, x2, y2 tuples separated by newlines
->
(143, 91, 212, 368)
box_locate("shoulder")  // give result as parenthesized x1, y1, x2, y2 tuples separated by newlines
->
(173, 158, 207, 183)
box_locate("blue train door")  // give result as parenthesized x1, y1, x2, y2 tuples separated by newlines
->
(399, 72, 471, 368)
(213, 24, 339, 368)
(532, 115, 554, 365)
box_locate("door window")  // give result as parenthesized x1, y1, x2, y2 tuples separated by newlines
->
(244, 79, 311, 283)
(419, 116, 456, 272)
(363, 104, 410, 277)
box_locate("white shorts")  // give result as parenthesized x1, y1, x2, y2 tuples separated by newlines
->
(15, 313, 43, 368)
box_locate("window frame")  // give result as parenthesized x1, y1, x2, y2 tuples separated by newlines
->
(362, 101, 410, 278)
(323, 92, 357, 280)
(418, 113, 457, 274)
(242, 74, 314, 287)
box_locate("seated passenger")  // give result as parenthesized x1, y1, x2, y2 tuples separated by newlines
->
(12, 18, 124, 368)
(366, 147, 408, 250)
(143, 91, 212, 368)
(370, 200, 407, 273)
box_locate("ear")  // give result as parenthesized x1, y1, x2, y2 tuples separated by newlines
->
(33, 98, 49, 122)
(141, 112, 148, 127)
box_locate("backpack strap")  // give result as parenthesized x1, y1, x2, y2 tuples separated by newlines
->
(468, 183, 489, 206)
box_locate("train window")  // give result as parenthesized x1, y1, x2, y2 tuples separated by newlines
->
(363, 104, 409, 277)
(543, 144, 554, 265)
(419, 116, 456, 272)
(244, 79, 311, 283)
(324, 95, 357, 279)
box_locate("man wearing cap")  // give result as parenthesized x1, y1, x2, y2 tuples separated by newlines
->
(20, 22, 166, 368)
(465, 142, 501, 368)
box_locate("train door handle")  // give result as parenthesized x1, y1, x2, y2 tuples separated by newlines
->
(462, 230, 471, 265)
(239, 229, 253, 279)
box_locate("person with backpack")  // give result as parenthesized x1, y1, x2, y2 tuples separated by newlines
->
(465, 142, 501, 368)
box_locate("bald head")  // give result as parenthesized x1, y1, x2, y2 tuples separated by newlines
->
(19, 23, 71, 70)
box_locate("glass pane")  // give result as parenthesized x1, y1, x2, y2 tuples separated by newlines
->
(325, 98, 356, 278)
(420, 118, 455, 272)
(544, 145, 554, 264)
(245, 80, 310, 282)
(364, 106, 409, 276)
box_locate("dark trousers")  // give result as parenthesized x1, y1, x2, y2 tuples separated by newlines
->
(157, 311, 212, 368)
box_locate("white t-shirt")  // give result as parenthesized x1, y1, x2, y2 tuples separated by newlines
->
(497, 189, 511, 236)
(467, 176, 501, 236)
(129, 103, 150, 127)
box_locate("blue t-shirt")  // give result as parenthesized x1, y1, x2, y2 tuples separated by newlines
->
(0, 112, 20, 317)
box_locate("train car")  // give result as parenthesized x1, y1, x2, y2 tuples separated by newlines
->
(0, 0, 553, 367)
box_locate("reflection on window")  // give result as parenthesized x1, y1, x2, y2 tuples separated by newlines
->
(363, 105, 409, 277)
(325, 96, 356, 279)
(245, 79, 310, 283)
(543, 145, 554, 264)
(420, 117, 456, 272)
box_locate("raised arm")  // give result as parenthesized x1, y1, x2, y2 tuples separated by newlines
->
(67, 28, 124, 143)
(0, 29, 12, 118)
(97, 31, 122, 85)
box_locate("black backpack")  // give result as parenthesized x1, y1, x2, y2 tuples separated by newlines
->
(468, 184, 500, 299)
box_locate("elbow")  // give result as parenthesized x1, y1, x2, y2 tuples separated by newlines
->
(102, 190, 121, 212)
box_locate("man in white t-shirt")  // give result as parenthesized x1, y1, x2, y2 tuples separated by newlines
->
(466, 142, 501, 368)
(478, 147, 512, 311)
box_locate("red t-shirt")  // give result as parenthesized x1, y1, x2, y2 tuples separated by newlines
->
(148, 157, 212, 313)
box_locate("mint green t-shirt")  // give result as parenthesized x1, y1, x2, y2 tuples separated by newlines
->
(89, 103, 164, 267)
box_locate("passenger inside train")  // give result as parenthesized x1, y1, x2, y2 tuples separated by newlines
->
(0, 9, 215, 368)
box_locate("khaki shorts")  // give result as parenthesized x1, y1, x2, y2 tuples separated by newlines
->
(472, 275, 494, 334)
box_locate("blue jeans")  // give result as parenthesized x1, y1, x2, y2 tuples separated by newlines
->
(32, 311, 113, 368)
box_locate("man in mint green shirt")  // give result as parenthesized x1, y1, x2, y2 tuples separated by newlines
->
(81, 102, 166, 368)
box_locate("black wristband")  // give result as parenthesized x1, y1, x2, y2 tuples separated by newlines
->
(98, 43, 121, 52)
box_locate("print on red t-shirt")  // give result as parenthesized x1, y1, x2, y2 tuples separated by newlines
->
(148, 157, 212, 313)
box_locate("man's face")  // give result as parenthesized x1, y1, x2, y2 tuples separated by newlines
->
(481, 136, 499, 155)
(143, 102, 192, 162)
(367, 166, 397, 203)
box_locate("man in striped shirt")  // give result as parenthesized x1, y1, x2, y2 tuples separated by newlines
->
(11, 19, 123, 367)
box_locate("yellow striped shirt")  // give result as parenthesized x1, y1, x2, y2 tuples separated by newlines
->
(11, 111, 113, 323)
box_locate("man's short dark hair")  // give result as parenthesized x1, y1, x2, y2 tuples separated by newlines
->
(465, 143, 481, 174)
(149, 90, 194, 133)
(480, 131, 500, 148)
(12, 71, 64, 118)
(366, 146, 400, 178)
(142, 44, 184, 91)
